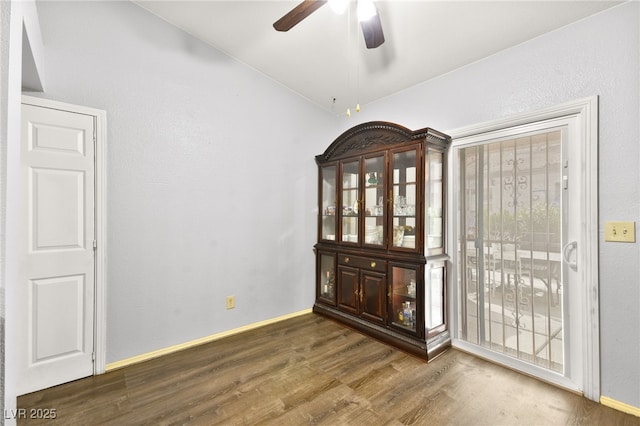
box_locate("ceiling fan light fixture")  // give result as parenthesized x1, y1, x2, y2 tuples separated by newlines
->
(357, 0, 377, 22)
(328, 0, 349, 15)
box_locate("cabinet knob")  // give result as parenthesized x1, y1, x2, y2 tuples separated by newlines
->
(371, 261, 376, 268)
(345, 257, 350, 263)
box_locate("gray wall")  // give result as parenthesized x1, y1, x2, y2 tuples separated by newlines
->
(0, 2, 10, 422)
(32, 1, 338, 363)
(28, 0, 640, 410)
(351, 2, 640, 408)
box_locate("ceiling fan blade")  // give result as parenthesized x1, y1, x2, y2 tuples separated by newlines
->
(360, 8, 385, 48)
(273, 0, 328, 32)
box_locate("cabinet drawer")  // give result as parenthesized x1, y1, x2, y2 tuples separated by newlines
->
(338, 254, 386, 272)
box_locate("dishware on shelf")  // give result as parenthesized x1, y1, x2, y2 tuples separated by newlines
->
(394, 195, 407, 215)
(402, 235, 415, 248)
(407, 279, 416, 297)
(393, 226, 405, 246)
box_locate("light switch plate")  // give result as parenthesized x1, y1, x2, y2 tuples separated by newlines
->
(604, 221, 636, 243)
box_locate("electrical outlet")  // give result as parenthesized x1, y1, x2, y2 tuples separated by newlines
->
(226, 295, 235, 310)
(604, 221, 636, 243)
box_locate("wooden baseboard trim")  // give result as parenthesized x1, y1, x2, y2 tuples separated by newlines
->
(105, 309, 313, 372)
(600, 396, 640, 417)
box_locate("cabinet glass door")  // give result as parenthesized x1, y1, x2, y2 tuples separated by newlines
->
(391, 149, 418, 250)
(363, 155, 385, 247)
(318, 253, 336, 304)
(426, 149, 444, 254)
(341, 161, 360, 244)
(320, 165, 337, 241)
(390, 265, 418, 333)
(425, 260, 445, 333)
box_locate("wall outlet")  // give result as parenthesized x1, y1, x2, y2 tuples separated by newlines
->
(604, 221, 636, 243)
(226, 295, 235, 310)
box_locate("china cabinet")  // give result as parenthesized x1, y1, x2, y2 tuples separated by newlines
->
(314, 121, 451, 360)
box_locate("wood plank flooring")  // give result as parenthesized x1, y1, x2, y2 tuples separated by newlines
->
(17, 313, 640, 425)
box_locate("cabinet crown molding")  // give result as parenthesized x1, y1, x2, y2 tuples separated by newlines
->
(317, 121, 450, 163)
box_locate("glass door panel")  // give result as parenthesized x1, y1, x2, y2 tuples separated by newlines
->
(318, 253, 336, 303)
(426, 261, 445, 331)
(320, 165, 337, 241)
(458, 130, 564, 373)
(390, 265, 417, 332)
(341, 161, 360, 244)
(392, 149, 418, 249)
(426, 150, 444, 254)
(364, 155, 385, 246)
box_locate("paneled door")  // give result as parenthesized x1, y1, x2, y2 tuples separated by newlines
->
(17, 103, 96, 395)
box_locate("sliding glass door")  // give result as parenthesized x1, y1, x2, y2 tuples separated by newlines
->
(458, 130, 564, 372)
(451, 99, 600, 399)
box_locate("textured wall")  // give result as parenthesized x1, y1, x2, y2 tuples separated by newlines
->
(351, 2, 640, 408)
(0, 2, 10, 422)
(23, 0, 640, 410)
(32, 1, 338, 364)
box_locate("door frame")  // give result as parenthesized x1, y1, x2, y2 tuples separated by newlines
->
(21, 95, 107, 376)
(445, 96, 599, 400)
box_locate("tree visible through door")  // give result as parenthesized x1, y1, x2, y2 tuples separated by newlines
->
(458, 130, 564, 372)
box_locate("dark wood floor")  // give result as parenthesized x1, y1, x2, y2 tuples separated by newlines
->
(18, 313, 639, 425)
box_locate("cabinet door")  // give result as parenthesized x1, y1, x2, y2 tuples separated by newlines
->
(425, 260, 446, 337)
(337, 266, 359, 314)
(340, 160, 360, 245)
(363, 154, 386, 248)
(426, 148, 444, 255)
(317, 252, 336, 305)
(361, 271, 386, 324)
(390, 147, 420, 251)
(389, 264, 421, 336)
(319, 165, 337, 241)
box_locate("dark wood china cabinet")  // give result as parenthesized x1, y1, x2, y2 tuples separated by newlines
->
(314, 121, 451, 361)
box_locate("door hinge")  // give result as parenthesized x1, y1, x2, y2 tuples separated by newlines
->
(92, 352, 95, 362)
(93, 240, 97, 251)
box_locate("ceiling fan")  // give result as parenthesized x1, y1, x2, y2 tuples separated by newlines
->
(273, 0, 385, 49)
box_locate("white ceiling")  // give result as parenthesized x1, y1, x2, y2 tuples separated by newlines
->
(134, 1, 622, 113)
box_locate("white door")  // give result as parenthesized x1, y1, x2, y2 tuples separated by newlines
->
(17, 103, 96, 395)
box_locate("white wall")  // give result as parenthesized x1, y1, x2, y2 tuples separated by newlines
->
(351, 2, 640, 409)
(31, 1, 339, 364)
(3, 0, 45, 421)
(15, 0, 640, 412)
(0, 1, 10, 420)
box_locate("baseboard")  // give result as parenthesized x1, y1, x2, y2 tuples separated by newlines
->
(105, 309, 313, 372)
(600, 396, 640, 417)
